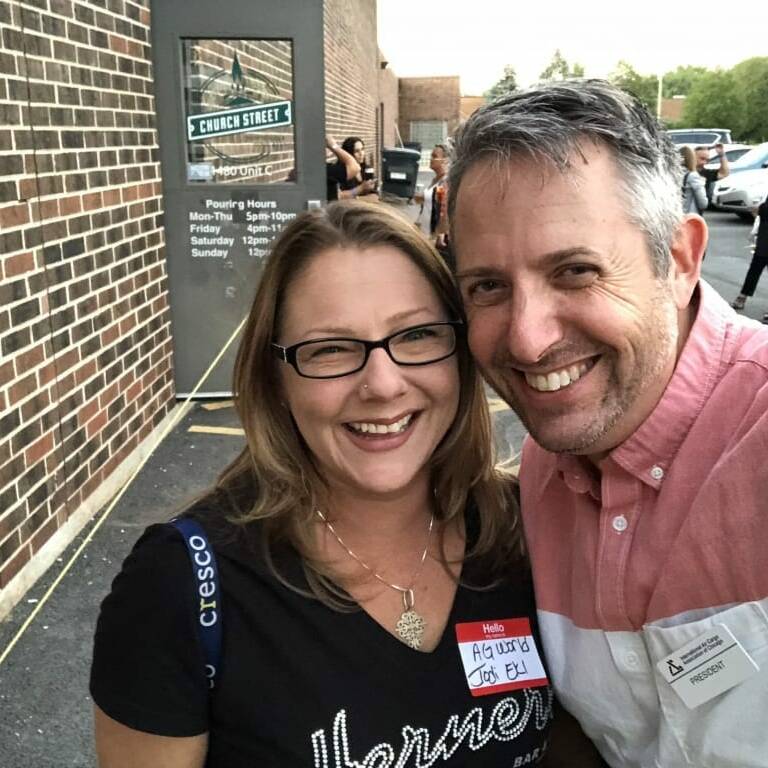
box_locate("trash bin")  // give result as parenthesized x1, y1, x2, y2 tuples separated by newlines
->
(381, 147, 421, 199)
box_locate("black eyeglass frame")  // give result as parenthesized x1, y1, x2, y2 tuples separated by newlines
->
(271, 320, 464, 380)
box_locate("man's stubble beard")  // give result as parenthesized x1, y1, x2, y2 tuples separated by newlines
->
(480, 285, 679, 455)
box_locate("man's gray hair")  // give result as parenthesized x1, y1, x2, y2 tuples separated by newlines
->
(448, 79, 683, 276)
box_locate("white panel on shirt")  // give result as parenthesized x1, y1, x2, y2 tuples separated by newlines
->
(539, 600, 768, 768)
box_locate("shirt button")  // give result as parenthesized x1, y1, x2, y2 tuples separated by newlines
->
(650, 465, 664, 481)
(612, 515, 628, 532)
(625, 652, 639, 667)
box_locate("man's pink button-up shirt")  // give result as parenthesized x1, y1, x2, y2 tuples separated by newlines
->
(520, 281, 768, 768)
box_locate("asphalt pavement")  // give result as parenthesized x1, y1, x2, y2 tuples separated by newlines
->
(0, 207, 763, 767)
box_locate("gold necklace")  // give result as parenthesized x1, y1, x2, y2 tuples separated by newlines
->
(316, 508, 435, 650)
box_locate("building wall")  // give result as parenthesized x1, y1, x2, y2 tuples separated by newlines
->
(323, 0, 382, 167)
(460, 95, 486, 122)
(0, 0, 174, 594)
(398, 76, 461, 145)
(0, 0, 399, 612)
(378, 58, 398, 148)
(661, 97, 686, 124)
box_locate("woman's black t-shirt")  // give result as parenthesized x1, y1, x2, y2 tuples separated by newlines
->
(90, 500, 552, 767)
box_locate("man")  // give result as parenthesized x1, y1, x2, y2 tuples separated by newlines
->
(449, 80, 768, 768)
(416, 144, 453, 268)
(416, 144, 449, 237)
(695, 142, 729, 203)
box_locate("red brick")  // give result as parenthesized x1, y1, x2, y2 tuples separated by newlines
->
(74, 359, 96, 385)
(109, 34, 128, 54)
(0, 203, 30, 228)
(30, 514, 58, 555)
(98, 382, 119, 409)
(25, 431, 54, 465)
(0, 360, 14, 387)
(59, 195, 82, 215)
(2, 251, 35, 277)
(118, 314, 136, 335)
(121, 184, 139, 203)
(0, 544, 30, 588)
(100, 324, 119, 346)
(9, 372, 37, 405)
(82, 191, 102, 211)
(15, 341, 47, 374)
(86, 409, 107, 439)
(78, 398, 98, 425)
(102, 189, 120, 207)
(37, 361, 58, 386)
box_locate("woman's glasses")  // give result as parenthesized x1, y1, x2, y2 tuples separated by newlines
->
(272, 321, 462, 379)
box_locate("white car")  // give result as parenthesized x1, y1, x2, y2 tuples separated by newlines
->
(703, 143, 752, 170)
(713, 168, 768, 220)
(666, 128, 734, 145)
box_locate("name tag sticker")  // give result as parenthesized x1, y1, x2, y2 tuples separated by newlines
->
(455, 618, 548, 697)
(656, 623, 759, 709)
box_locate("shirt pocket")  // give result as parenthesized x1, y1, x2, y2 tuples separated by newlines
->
(644, 600, 768, 767)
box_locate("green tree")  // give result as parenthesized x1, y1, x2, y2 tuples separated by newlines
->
(539, 49, 585, 81)
(730, 57, 768, 142)
(683, 69, 744, 135)
(662, 65, 708, 98)
(608, 60, 658, 112)
(484, 65, 519, 102)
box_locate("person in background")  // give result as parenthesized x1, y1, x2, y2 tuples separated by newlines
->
(338, 136, 378, 200)
(695, 142, 729, 203)
(416, 144, 450, 239)
(325, 134, 360, 202)
(731, 192, 768, 321)
(680, 145, 708, 215)
(90, 202, 602, 767)
(450, 79, 768, 768)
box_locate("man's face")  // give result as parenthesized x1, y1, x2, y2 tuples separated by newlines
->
(453, 145, 683, 458)
(695, 149, 709, 170)
(430, 147, 446, 174)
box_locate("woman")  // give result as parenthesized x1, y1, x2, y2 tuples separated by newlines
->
(338, 136, 378, 199)
(90, 203, 599, 767)
(731, 193, 768, 320)
(680, 145, 708, 215)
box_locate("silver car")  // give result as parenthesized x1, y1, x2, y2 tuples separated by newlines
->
(713, 167, 768, 220)
(711, 143, 768, 219)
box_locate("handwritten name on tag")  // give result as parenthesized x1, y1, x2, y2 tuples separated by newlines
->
(455, 618, 548, 697)
(656, 623, 759, 709)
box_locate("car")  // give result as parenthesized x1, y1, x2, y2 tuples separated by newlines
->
(703, 144, 753, 171)
(720, 142, 768, 174)
(666, 128, 734, 145)
(700, 144, 754, 204)
(712, 167, 768, 220)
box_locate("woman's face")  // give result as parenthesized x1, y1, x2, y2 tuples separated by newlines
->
(277, 245, 460, 501)
(352, 141, 365, 165)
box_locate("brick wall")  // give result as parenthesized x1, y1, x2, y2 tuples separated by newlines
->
(460, 95, 486, 122)
(378, 58, 398, 148)
(323, 0, 382, 169)
(398, 76, 461, 143)
(0, 0, 174, 595)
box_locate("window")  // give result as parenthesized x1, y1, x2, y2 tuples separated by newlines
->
(183, 39, 296, 185)
(409, 121, 447, 168)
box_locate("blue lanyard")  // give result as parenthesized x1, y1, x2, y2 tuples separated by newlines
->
(170, 517, 222, 690)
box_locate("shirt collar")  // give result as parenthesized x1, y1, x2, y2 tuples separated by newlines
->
(608, 280, 732, 489)
(536, 280, 735, 495)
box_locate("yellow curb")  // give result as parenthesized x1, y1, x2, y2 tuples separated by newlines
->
(188, 425, 245, 436)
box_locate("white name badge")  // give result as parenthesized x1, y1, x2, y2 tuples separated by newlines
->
(656, 623, 760, 709)
(455, 618, 548, 697)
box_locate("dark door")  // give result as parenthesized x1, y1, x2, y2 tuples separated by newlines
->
(151, 0, 325, 394)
